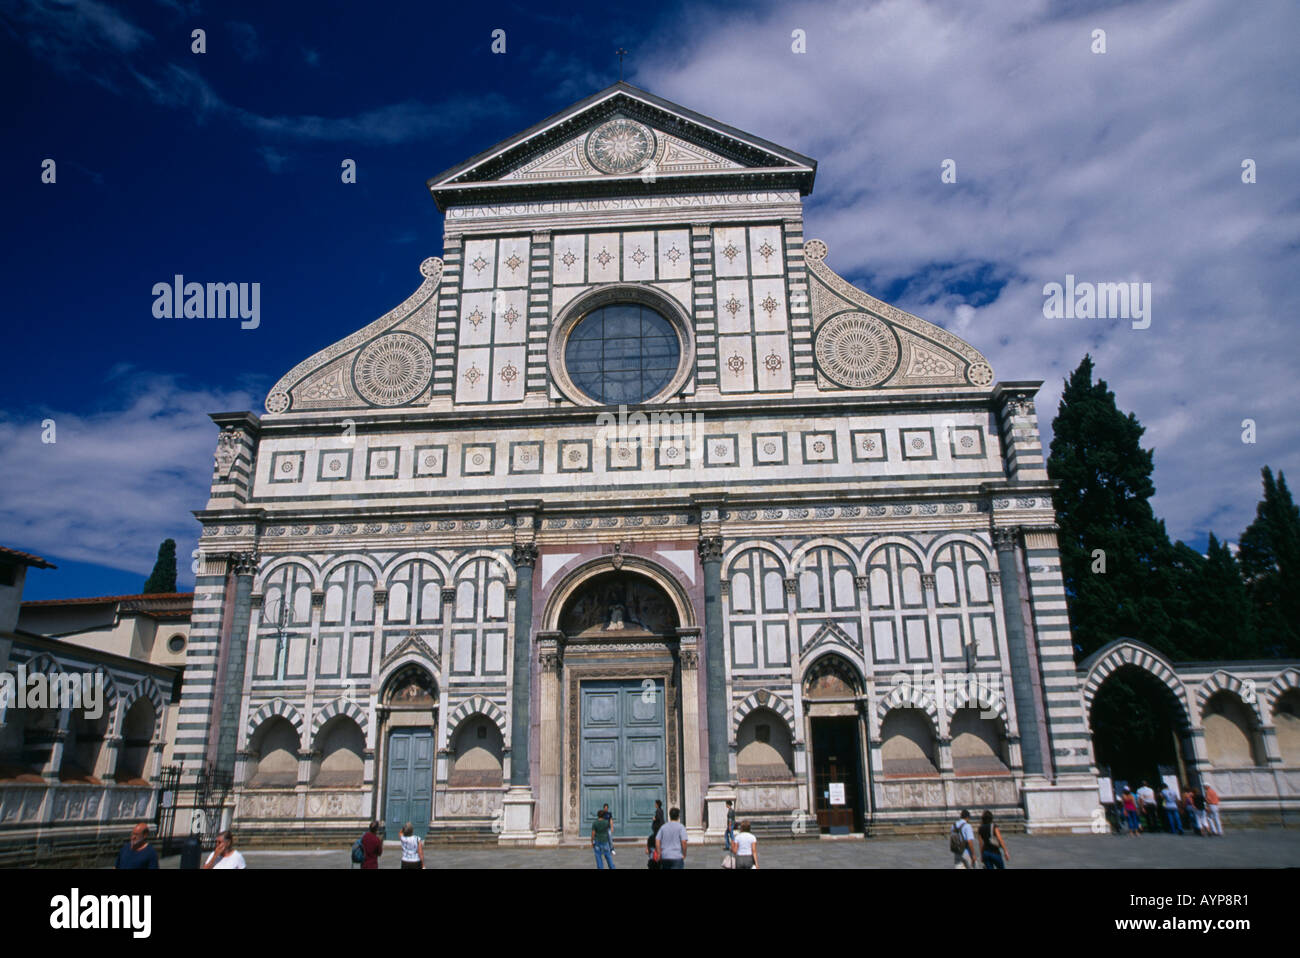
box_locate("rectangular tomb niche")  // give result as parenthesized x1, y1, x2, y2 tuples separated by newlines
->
(579, 679, 665, 838)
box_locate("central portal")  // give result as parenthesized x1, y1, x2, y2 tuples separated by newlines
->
(580, 679, 666, 836)
(542, 556, 698, 842)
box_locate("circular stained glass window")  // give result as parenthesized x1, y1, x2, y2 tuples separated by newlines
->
(564, 303, 681, 404)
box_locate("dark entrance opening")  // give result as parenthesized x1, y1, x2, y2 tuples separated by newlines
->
(810, 716, 864, 834)
(1090, 665, 1190, 788)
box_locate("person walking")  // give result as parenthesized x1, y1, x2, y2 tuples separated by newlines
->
(655, 806, 688, 869)
(978, 811, 1009, 869)
(1120, 788, 1141, 835)
(724, 799, 736, 850)
(592, 808, 615, 869)
(1191, 787, 1207, 835)
(202, 830, 246, 869)
(645, 829, 660, 869)
(1204, 784, 1223, 836)
(651, 799, 665, 835)
(360, 820, 384, 869)
(731, 820, 758, 869)
(950, 809, 978, 868)
(399, 822, 424, 869)
(114, 822, 159, 870)
(1160, 782, 1184, 835)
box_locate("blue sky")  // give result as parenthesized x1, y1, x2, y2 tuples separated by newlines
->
(2, 0, 1297, 600)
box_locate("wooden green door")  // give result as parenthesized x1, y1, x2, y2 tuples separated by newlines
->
(385, 728, 433, 836)
(581, 680, 665, 838)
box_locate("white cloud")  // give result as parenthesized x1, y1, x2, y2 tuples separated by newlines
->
(0, 373, 257, 588)
(635, 0, 1300, 542)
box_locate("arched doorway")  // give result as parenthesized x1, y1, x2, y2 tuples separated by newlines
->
(802, 653, 867, 834)
(1088, 665, 1192, 792)
(379, 664, 437, 836)
(543, 560, 691, 841)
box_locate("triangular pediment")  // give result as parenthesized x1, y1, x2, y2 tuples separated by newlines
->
(427, 83, 816, 209)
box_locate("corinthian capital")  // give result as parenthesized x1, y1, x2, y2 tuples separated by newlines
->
(512, 542, 539, 568)
(697, 536, 724, 563)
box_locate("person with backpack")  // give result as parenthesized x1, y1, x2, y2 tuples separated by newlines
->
(355, 821, 383, 869)
(950, 809, 978, 868)
(592, 807, 615, 869)
(977, 811, 1009, 869)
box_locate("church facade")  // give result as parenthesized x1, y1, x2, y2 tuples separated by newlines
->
(173, 83, 1107, 844)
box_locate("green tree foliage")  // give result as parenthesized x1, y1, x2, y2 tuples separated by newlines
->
(142, 538, 178, 594)
(1050, 355, 1284, 663)
(1237, 468, 1300, 656)
(1047, 355, 1175, 658)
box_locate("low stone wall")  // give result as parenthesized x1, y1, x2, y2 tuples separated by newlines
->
(0, 783, 156, 867)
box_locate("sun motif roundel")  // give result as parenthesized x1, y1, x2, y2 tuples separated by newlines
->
(352, 332, 434, 407)
(814, 312, 900, 388)
(585, 118, 656, 174)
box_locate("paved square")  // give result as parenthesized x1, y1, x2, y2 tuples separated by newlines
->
(161, 829, 1300, 869)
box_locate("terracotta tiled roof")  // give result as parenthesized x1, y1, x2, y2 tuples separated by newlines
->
(0, 546, 56, 569)
(22, 592, 193, 611)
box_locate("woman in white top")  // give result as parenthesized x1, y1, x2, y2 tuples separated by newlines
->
(399, 821, 424, 870)
(731, 820, 758, 870)
(202, 830, 247, 869)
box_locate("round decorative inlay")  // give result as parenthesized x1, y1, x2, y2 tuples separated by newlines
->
(862, 437, 877, 451)
(472, 453, 486, 466)
(423, 454, 437, 468)
(966, 361, 994, 387)
(329, 459, 341, 471)
(353, 332, 433, 407)
(911, 438, 925, 450)
(763, 442, 777, 455)
(376, 457, 389, 469)
(960, 435, 975, 449)
(280, 460, 294, 473)
(803, 239, 828, 262)
(265, 390, 290, 414)
(419, 257, 442, 279)
(586, 118, 656, 174)
(814, 312, 898, 388)
(666, 445, 680, 459)
(813, 440, 826, 454)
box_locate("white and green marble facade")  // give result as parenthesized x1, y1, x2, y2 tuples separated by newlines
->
(171, 83, 1128, 843)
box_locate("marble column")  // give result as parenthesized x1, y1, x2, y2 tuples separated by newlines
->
(500, 540, 538, 844)
(534, 632, 563, 845)
(699, 533, 735, 836)
(993, 528, 1049, 778)
(214, 551, 259, 777)
(677, 628, 704, 839)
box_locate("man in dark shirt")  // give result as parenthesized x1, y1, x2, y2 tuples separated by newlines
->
(592, 811, 615, 869)
(115, 823, 159, 869)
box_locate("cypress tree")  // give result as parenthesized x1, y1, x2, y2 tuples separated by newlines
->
(1047, 355, 1175, 658)
(1238, 467, 1300, 656)
(142, 539, 178, 594)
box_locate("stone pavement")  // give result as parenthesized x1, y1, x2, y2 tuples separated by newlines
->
(162, 829, 1300, 869)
